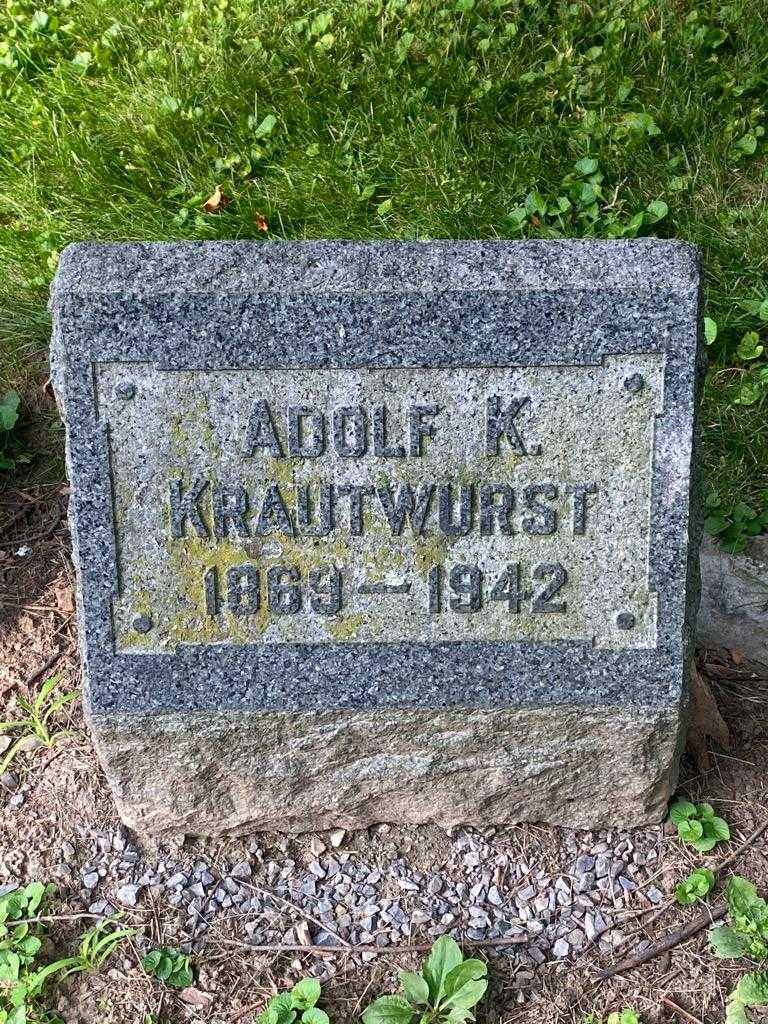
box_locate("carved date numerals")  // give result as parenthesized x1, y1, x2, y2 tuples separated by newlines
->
(203, 560, 568, 621)
(204, 564, 342, 617)
(427, 562, 568, 615)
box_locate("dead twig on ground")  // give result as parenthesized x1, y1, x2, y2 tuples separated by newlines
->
(212, 934, 528, 955)
(23, 648, 63, 688)
(661, 996, 705, 1024)
(11, 911, 144, 927)
(595, 901, 727, 980)
(717, 817, 768, 870)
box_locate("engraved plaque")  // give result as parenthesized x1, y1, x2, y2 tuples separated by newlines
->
(101, 357, 663, 652)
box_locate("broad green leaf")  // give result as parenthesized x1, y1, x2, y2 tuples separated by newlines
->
(734, 378, 763, 405)
(398, 972, 429, 1006)
(291, 979, 321, 1010)
(725, 996, 749, 1024)
(669, 800, 695, 825)
(442, 958, 487, 998)
(678, 818, 703, 843)
(156, 954, 173, 980)
(0, 391, 20, 431)
(737, 970, 768, 1005)
(160, 96, 180, 114)
(696, 802, 715, 820)
(7, 1004, 27, 1024)
(142, 950, 162, 971)
(377, 198, 393, 216)
(22, 882, 44, 916)
(710, 817, 730, 841)
(0, 951, 20, 981)
(268, 992, 293, 1020)
(694, 868, 715, 891)
(253, 114, 277, 139)
(645, 199, 668, 223)
(727, 876, 768, 926)
(621, 211, 644, 237)
(444, 1011, 473, 1024)
(704, 317, 717, 344)
(310, 11, 332, 34)
(574, 157, 598, 175)
(18, 935, 41, 957)
(524, 191, 547, 216)
(734, 133, 758, 155)
(704, 514, 729, 534)
(709, 924, 749, 959)
(441, 978, 487, 1011)
(422, 936, 463, 1004)
(675, 882, 696, 906)
(169, 961, 193, 988)
(301, 1010, 330, 1024)
(72, 50, 92, 70)
(759, 299, 768, 322)
(736, 331, 763, 361)
(621, 111, 660, 136)
(9, 980, 27, 1007)
(362, 995, 414, 1024)
(694, 834, 717, 852)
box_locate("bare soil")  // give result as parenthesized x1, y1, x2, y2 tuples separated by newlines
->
(1, 484, 767, 1024)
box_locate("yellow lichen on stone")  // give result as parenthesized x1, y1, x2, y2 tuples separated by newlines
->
(325, 611, 365, 641)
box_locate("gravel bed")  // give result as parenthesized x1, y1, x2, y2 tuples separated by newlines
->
(1, 821, 664, 992)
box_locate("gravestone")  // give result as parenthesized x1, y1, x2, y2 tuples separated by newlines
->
(50, 240, 702, 835)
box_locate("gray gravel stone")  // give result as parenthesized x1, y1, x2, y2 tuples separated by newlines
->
(552, 938, 570, 958)
(646, 886, 664, 904)
(115, 884, 141, 907)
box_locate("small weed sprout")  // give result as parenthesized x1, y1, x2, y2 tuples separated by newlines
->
(675, 868, 716, 906)
(0, 883, 133, 1023)
(668, 800, 730, 853)
(710, 876, 768, 961)
(363, 935, 487, 1024)
(704, 491, 768, 553)
(725, 971, 768, 1024)
(709, 877, 768, 1022)
(142, 946, 193, 988)
(255, 978, 328, 1024)
(0, 675, 79, 775)
(0, 390, 31, 471)
(507, 158, 668, 241)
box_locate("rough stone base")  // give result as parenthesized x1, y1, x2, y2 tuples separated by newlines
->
(89, 703, 685, 836)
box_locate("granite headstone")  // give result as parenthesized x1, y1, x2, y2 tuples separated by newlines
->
(50, 240, 702, 835)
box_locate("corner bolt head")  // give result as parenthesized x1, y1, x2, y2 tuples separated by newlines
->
(623, 374, 645, 395)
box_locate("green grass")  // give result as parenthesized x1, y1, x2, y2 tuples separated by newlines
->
(1, 0, 767, 515)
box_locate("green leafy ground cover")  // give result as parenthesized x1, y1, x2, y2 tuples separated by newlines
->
(1, 0, 767, 527)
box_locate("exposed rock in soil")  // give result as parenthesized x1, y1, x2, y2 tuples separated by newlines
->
(698, 533, 768, 666)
